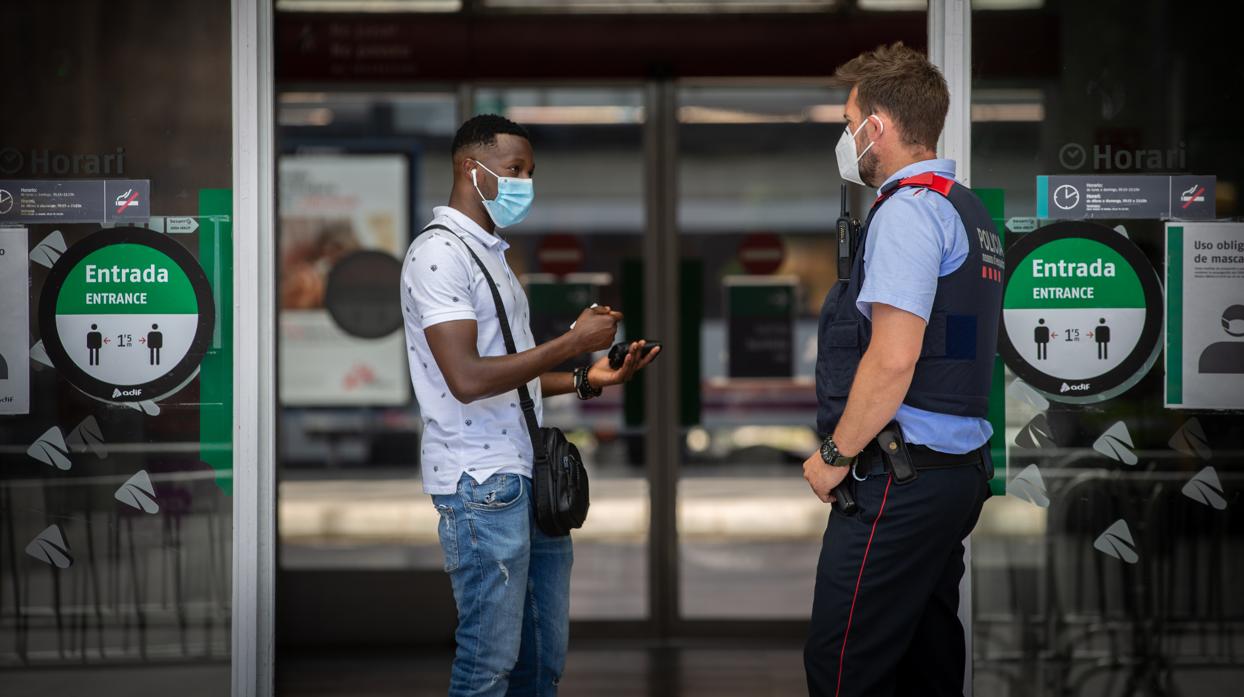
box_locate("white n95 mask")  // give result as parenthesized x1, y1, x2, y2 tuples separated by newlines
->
(835, 114, 882, 186)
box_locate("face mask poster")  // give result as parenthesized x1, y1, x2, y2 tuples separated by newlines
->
(1166, 222, 1244, 409)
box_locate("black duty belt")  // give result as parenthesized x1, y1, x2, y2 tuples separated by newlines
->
(855, 442, 986, 475)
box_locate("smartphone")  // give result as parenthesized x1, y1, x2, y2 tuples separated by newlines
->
(608, 340, 662, 369)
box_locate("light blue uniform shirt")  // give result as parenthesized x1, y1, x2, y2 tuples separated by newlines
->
(855, 158, 993, 455)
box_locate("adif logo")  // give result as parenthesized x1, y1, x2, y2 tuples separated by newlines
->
(112, 387, 143, 398)
(1060, 382, 1090, 393)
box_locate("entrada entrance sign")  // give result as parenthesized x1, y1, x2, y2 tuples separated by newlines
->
(998, 222, 1163, 404)
(38, 227, 215, 403)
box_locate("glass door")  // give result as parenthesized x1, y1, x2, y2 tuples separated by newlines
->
(273, 85, 654, 633)
(672, 83, 850, 619)
(470, 86, 653, 620)
(1, 1, 237, 692)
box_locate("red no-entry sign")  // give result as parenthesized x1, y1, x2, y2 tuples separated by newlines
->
(538, 234, 584, 276)
(738, 233, 785, 275)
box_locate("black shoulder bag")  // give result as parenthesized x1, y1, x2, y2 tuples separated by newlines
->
(422, 225, 589, 537)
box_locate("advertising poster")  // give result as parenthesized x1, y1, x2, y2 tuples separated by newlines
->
(1166, 222, 1244, 409)
(998, 222, 1163, 403)
(279, 154, 410, 406)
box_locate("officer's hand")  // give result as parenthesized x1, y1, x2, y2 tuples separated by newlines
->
(569, 305, 622, 354)
(803, 451, 850, 504)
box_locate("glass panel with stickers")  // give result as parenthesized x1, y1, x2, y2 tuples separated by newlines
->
(968, 2, 1244, 694)
(0, 2, 235, 694)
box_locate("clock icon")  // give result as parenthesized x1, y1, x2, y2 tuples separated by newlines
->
(1054, 184, 1080, 211)
(0, 189, 13, 215)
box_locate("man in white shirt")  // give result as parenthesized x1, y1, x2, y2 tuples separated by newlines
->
(400, 114, 658, 697)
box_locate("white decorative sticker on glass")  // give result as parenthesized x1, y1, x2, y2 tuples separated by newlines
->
(1009, 464, 1050, 508)
(1181, 466, 1227, 510)
(120, 399, 161, 416)
(1015, 413, 1056, 449)
(29, 339, 54, 368)
(1168, 417, 1212, 461)
(30, 230, 67, 268)
(1093, 519, 1139, 564)
(1006, 378, 1050, 413)
(66, 415, 108, 458)
(27, 426, 71, 470)
(1093, 420, 1138, 466)
(25, 524, 73, 569)
(114, 470, 160, 514)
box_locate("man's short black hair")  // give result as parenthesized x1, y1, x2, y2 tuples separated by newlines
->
(451, 114, 530, 157)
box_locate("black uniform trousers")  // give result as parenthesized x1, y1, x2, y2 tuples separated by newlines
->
(805, 460, 991, 697)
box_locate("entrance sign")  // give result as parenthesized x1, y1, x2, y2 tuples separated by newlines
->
(0, 180, 150, 224)
(998, 222, 1162, 403)
(1166, 222, 1244, 409)
(1036, 175, 1215, 220)
(38, 227, 215, 403)
(0, 227, 31, 414)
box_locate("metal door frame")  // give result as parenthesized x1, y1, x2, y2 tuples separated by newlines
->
(233, 0, 277, 694)
(236, 1, 974, 689)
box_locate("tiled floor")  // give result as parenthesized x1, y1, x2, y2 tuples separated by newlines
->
(277, 645, 809, 697)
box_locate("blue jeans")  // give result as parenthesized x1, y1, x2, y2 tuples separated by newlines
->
(433, 473, 573, 697)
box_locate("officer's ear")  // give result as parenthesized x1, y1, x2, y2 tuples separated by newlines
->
(867, 113, 887, 141)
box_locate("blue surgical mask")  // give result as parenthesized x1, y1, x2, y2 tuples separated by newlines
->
(471, 160, 534, 228)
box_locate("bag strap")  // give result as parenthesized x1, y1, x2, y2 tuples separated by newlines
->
(420, 224, 546, 465)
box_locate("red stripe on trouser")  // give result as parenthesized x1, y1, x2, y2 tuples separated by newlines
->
(835, 474, 894, 697)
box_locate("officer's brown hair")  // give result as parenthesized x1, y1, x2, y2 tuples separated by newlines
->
(832, 42, 949, 152)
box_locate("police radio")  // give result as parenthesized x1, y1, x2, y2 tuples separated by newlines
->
(836, 183, 861, 282)
(830, 183, 864, 517)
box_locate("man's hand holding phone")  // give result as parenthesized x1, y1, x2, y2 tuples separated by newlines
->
(589, 339, 662, 387)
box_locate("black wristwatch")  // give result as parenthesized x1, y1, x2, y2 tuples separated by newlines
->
(820, 434, 856, 468)
(573, 366, 602, 401)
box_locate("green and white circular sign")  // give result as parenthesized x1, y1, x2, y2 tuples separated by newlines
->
(998, 222, 1163, 403)
(39, 227, 215, 403)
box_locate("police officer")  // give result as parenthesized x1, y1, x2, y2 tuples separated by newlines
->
(803, 43, 1004, 697)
